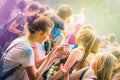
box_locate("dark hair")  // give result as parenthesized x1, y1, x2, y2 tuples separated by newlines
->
(26, 14, 53, 34)
(16, 0, 27, 12)
(39, 6, 46, 14)
(49, 14, 64, 30)
(28, 2, 40, 11)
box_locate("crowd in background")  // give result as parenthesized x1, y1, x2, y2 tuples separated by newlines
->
(0, 0, 120, 80)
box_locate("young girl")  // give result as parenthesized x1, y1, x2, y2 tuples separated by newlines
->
(50, 27, 101, 80)
(68, 51, 116, 80)
(0, 14, 69, 80)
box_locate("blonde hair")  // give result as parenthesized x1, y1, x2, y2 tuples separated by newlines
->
(111, 49, 120, 59)
(76, 28, 97, 66)
(81, 24, 94, 30)
(93, 52, 116, 80)
(76, 28, 95, 46)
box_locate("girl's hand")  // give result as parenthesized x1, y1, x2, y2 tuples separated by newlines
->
(54, 44, 70, 59)
(60, 63, 69, 80)
(48, 44, 70, 63)
(60, 63, 67, 73)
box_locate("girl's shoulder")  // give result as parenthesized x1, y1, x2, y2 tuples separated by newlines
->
(9, 38, 31, 50)
(72, 48, 83, 54)
(71, 48, 83, 61)
(83, 68, 97, 80)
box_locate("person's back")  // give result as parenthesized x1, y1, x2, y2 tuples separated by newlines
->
(50, 28, 100, 80)
(0, 37, 33, 80)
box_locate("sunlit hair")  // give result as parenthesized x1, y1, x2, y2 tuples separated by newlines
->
(76, 29, 95, 47)
(76, 28, 98, 65)
(111, 49, 120, 59)
(91, 36, 101, 53)
(57, 4, 72, 21)
(26, 13, 53, 34)
(92, 52, 116, 80)
(81, 24, 94, 31)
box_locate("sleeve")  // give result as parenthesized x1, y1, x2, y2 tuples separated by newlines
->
(21, 46, 35, 67)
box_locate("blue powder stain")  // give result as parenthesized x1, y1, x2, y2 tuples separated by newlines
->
(41, 44, 45, 51)
(26, 48, 32, 54)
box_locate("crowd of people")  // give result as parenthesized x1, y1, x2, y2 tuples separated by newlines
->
(0, 0, 120, 80)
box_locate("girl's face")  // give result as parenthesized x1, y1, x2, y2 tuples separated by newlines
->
(38, 28, 52, 44)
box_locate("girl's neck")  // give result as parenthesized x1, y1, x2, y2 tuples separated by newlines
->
(21, 34, 32, 45)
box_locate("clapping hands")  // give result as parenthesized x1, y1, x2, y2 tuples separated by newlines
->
(49, 44, 70, 61)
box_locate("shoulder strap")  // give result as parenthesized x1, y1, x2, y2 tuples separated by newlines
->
(1, 42, 21, 60)
(1, 64, 22, 80)
(0, 42, 22, 80)
(79, 67, 89, 80)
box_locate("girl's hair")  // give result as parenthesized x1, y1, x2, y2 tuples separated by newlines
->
(92, 52, 116, 80)
(57, 4, 72, 21)
(108, 33, 116, 43)
(91, 36, 101, 53)
(26, 2, 40, 11)
(81, 24, 94, 30)
(26, 14, 53, 34)
(76, 28, 98, 66)
(16, 0, 27, 12)
(111, 49, 120, 59)
(49, 14, 64, 30)
(45, 14, 64, 39)
(39, 6, 46, 14)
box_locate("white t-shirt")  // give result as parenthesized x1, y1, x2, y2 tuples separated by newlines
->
(2, 38, 35, 80)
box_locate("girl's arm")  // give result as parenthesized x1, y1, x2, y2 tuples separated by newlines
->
(9, 21, 22, 35)
(32, 43, 47, 68)
(51, 48, 82, 80)
(25, 45, 69, 80)
(69, 68, 87, 80)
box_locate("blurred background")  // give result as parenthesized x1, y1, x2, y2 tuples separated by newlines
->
(39, 0, 120, 43)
